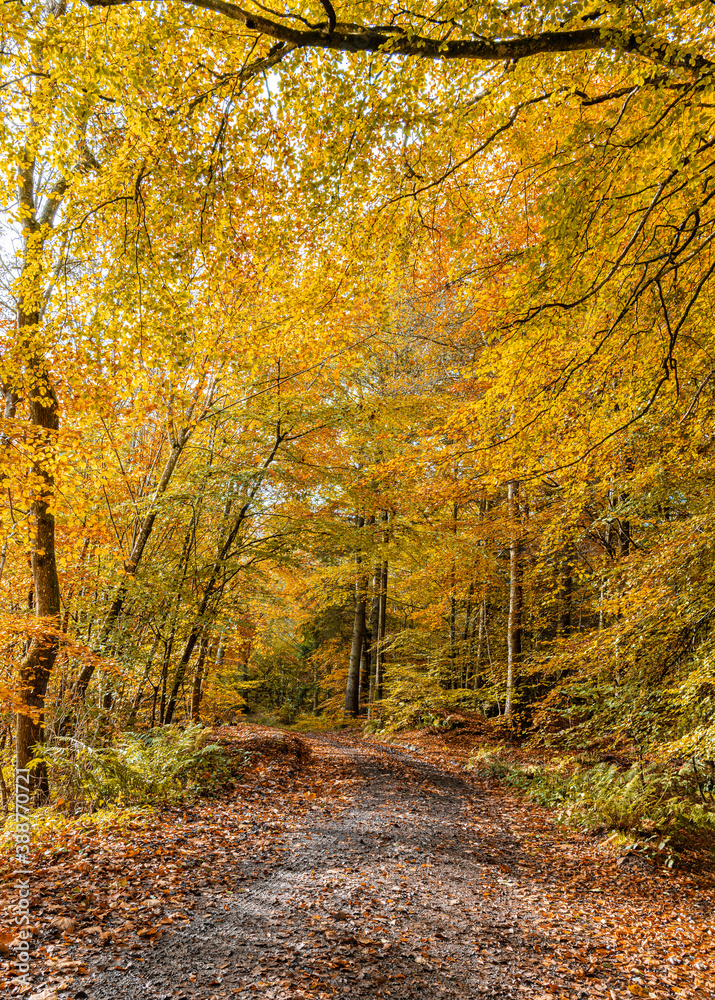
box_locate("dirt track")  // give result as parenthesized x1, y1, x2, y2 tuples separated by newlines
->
(75, 732, 714, 1000)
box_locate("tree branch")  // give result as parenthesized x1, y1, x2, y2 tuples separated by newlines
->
(84, 1, 714, 70)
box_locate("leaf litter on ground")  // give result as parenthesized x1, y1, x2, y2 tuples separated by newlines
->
(0, 723, 712, 1000)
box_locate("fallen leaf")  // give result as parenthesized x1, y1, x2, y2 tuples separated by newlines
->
(49, 916, 76, 932)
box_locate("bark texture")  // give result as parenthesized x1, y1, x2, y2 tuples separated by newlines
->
(345, 515, 366, 718)
(88, 0, 711, 73)
(505, 481, 523, 719)
(16, 307, 61, 790)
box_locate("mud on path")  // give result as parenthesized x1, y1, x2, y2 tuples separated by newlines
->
(17, 730, 715, 1000)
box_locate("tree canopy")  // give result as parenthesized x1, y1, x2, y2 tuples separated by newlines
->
(1, 0, 715, 804)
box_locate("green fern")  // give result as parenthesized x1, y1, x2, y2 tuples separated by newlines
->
(32, 724, 242, 812)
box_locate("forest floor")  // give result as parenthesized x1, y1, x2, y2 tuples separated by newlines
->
(2, 725, 714, 1000)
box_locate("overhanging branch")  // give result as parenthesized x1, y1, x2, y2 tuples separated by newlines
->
(84, 0, 714, 71)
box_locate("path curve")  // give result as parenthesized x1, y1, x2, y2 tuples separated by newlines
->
(79, 731, 711, 1000)
(84, 732, 536, 999)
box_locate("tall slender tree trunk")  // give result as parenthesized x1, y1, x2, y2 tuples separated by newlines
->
(164, 425, 287, 724)
(374, 512, 390, 704)
(165, 620, 205, 726)
(74, 432, 192, 699)
(358, 645, 369, 714)
(192, 638, 222, 721)
(0, 727, 9, 815)
(461, 580, 474, 687)
(448, 584, 457, 688)
(505, 481, 523, 719)
(190, 635, 210, 722)
(150, 685, 158, 729)
(312, 660, 319, 713)
(127, 632, 161, 728)
(215, 638, 226, 674)
(240, 640, 252, 683)
(472, 498, 489, 693)
(367, 559, 381, 715)
(473, 595, 486, 691)
(557, 546, 573, 638)
(358, 515, 376, 714)
(159, 632, 174, 725)
(345, 515, 366, 718)
(447, 504, 458, 688)
(15, 314, 61, 794)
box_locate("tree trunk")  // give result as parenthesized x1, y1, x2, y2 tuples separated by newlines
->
(558, 557, 573, 637)
(16, 302, 61, 796)
(164, 425, 287, 724)
(344, 515, 366, 718)
(240, 640, 252, 683)
(448, 585, 457, 688)
(472, 498, 488, 693)
(375, 512, 390, 703)
(159, 634, 173, 725)
(367, 560, 381, 714)
(215, 638, 226, 673)
(473, 595, 486, 691)
(312, 660, 319, 713)
(0, 727, 9, 816)
(74, 433, 191, 699)
(190, 635, 210, 722)
(447, 504, 458, 688)
(461, 581, 474, 688)
(505, 481, 523, 719)
(192, 639, 222, 721)
(164, 621, 203, 725)
(127, 633, 161, 728)
(358, 644, 369, 714)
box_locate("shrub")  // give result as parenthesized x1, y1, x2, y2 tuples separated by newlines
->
(483, 752, 715, 857)
(276, 704, 298, 725)
(31, 724, 242, 812)
(465, 743, 513, 778)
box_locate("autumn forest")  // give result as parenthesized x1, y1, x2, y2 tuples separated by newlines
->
(1, 4, 715, 997)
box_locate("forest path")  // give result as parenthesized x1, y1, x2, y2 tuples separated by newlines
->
(65, 731, 714, 1000)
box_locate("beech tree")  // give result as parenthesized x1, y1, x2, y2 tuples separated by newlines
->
(0, 0, 344, 780)
(87, 1, 714, 71)
(2, 0, 715, 787)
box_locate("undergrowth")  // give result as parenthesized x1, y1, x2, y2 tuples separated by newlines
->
(29, 723, 243, 813)
(466, 744, 715, 860)
(242, 709, 338, 733)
